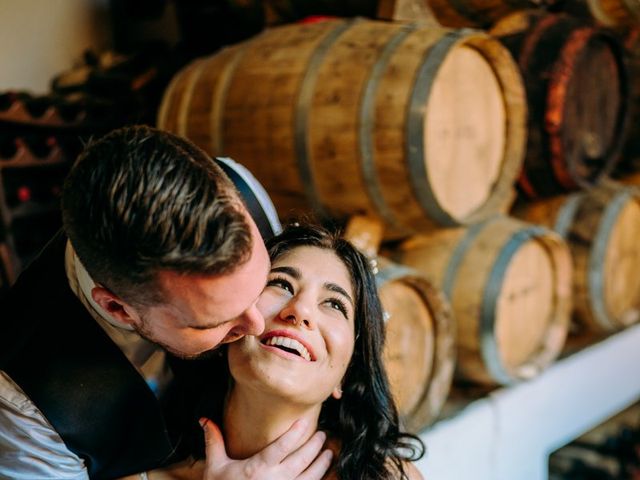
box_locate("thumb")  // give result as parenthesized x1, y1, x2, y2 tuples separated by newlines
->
(200, 418, 229, 468)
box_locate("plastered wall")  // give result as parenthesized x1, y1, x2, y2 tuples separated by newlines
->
(0, 0, 112, 93)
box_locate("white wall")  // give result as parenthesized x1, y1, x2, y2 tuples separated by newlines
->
(0, 0, 112, 93)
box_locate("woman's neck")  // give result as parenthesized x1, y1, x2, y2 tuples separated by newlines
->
(223, 385, 323, 459)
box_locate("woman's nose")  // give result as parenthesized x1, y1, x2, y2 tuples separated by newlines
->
(278, 298, 313, 329)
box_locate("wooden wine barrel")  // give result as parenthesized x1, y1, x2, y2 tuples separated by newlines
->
(375, 257, 456, 432)
(390, 216, 572, 385)
(158, 18, 526, 238)
(560, 0, 640, 28)
(491, 12, 629, 198)
(424, 0, 558, 28)
(615, 29, 640, 176)
(513, 184, 640, 332)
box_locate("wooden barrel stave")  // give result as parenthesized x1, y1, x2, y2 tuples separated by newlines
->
(156, 58, 206, 136)
(222, 21, 341, 215)
(307, 21, 412, 222)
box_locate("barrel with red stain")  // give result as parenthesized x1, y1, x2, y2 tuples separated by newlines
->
(492, 12, 629, 198)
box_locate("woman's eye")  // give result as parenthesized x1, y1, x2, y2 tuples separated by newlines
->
(267, 277, 294, 294)
(326, 298, 348, 318)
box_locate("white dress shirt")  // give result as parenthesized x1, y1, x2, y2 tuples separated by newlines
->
(0, 242, 171, 479)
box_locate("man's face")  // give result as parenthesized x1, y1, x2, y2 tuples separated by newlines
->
(132, 217, 271, 359)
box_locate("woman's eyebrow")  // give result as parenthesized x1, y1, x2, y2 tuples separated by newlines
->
(270, 265, 300, 278)
(271, 265, 353, 307)
(325, 282, 354, 308)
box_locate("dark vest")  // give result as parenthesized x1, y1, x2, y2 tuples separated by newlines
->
(0, 232, 205, 479)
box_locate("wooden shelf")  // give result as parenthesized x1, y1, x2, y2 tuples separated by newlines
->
(414, 324, 640, 480)
(0, 98, 86, 128)
(9, 201, 60, 220)
(0, 148, 69, 170)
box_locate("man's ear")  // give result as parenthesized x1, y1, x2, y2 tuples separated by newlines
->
(91, 286, 140, 327)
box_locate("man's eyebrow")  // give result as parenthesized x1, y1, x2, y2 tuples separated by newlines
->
(270, 266, 300, 278)
(325, 282, 354, 308)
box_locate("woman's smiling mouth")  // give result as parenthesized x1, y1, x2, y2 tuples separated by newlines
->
(260, 330, 316, 361)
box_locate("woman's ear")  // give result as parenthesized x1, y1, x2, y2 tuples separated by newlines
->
(91, 286, 140, 327)
(331, 385, 343, 400)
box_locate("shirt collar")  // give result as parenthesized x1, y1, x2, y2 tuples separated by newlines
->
(68, 243, 135, 331)
(63, 240, 172, 394)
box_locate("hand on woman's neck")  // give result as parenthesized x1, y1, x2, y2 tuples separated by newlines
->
(222, 384, 323, 459)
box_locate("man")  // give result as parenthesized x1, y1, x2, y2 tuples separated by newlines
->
(0, 126, 332, 479)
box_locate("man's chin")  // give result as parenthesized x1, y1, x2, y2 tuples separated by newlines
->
(171, 347, 222, 361)
(132, 326, 222, 361)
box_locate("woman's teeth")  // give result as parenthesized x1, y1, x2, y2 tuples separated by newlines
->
(264, 336, 312, 361)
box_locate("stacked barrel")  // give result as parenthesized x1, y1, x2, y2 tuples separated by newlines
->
(157, 3, 640, 433)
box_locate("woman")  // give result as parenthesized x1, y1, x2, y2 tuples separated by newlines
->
(138, 223, 425, 480)
(223, 223, 424, 479)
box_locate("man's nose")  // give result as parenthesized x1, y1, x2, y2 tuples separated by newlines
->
(240, 303, 265, 336)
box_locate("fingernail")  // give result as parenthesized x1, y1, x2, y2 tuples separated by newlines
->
(199, 417, 209, 428)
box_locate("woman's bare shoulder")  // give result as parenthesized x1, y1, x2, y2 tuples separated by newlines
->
(402, 461, 424, 480)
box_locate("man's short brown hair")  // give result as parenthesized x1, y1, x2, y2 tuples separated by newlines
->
(62, 125, 252, 306)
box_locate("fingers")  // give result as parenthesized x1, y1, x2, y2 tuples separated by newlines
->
(259, 418, 310, 466)
(201, 418, 229, 469)
(200, 417, 333, 480)
(296, 449, 334, 480)
(279, 430, 328, 478)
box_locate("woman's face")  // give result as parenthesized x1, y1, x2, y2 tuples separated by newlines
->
(228, 245, 356, 405)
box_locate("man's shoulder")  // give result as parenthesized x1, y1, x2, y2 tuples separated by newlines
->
(0, 370, 89, 480)
(0, 371, 32, 412)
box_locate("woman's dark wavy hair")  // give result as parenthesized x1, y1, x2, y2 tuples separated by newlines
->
(266, 223, 425, 480)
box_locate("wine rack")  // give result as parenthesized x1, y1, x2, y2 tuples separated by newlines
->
(0, 91, 126, 131)
(0, 44, 179, 282)
(0, 92, 92, 275)
(0, 130, 75, 273)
